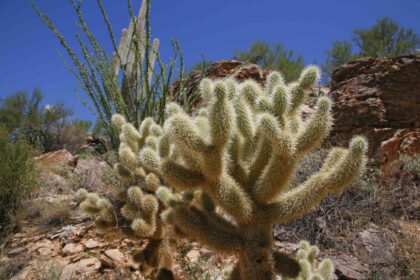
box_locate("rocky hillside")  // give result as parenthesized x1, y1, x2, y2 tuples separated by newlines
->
(1, 57, 419, 280)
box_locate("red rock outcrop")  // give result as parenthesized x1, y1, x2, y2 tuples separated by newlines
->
(329, 56, 420, 157)
(170, 60, 270, 107)
(376, 129, 420, 177)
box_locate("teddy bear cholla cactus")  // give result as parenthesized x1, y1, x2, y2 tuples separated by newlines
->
(132, 65, 367, 280)
(279, 241, 334, 280)
(78, 115, 174, 277)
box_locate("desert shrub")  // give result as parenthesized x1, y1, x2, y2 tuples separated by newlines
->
(234, 41, 305, 82)
(379, 154, 419, 221)
(0, 89, 91, 153)
(400, 154, 420, 174)
(278, 166, 380, 250)
(279, 152, 419, 279)
(0, 125, 38, 225)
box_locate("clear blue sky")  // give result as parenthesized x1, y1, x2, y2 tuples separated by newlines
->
(1, 0, 419, 121)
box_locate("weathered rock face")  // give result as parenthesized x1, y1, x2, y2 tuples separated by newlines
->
(329, 56, 420, 157)
(170, 60, 270, 107)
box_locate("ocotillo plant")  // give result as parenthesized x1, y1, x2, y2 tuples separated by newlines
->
(77, 114, 175, 278)
(131, 65, 367, 279)
(30, 0, 186, 149)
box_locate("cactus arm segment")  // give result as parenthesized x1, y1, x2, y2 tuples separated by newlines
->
(211, 175, 254, 223)
(295, 97, 332, 155)
(160, 160, 207, 190)
(169, 205, 244, 253)
(266, 136, 367, 223)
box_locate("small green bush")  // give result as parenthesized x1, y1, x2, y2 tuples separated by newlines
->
(0, 126, 38, 224)
(400, 154, 420, 174)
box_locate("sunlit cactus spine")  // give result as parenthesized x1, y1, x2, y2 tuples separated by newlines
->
(128, 64, 367, 280)
(78, 113, 175, 279)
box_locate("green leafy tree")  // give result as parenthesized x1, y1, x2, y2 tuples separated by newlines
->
(234, 41, 304, 82)
(72, 119, 93, 134)
(0, 124, 37, 224)
(0, 90, 89, 153)
(322, 41, 357, 81)
(353, 17, 419, 57)
(323, 17, 419, 80)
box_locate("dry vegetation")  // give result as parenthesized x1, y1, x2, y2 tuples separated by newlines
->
(278, 150, 419, 279)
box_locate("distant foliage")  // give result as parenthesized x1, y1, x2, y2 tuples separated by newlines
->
(0, 89, 90, 153)
(353, 17, 419, 57)
(321, 41, 356, 81)
(31, 0, 187, 150)
(188, 57, 214, 74)
(0, 125, 37, 224)
(234, 41, 305, 82)
(323, 17, 419, 80)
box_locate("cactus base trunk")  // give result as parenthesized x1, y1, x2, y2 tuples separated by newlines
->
(229, 225, 275, 280)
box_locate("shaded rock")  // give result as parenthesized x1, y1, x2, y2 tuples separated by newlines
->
(328, 255, 368, 280)
(9, 266, 31, 280)
(354, 226, 395, 265)
(7, 247, 26, 257)
(329, 56, 420, 156)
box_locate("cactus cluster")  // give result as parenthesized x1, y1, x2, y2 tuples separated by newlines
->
(80, 65, 366, 279)
(78, 114, 174, 278)
(281, 241, 334, 280)
(131, 65, 367, 279)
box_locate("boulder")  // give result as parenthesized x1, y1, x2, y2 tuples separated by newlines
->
(329, 56, 420, 156)
(328, 255, 368, 280)
(353, 225, 396, 279)
(354, 226, 395, 265)
(170, 60, 270, 107)
(35, 149, 78, 176)
(376, 128, 420, 177)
